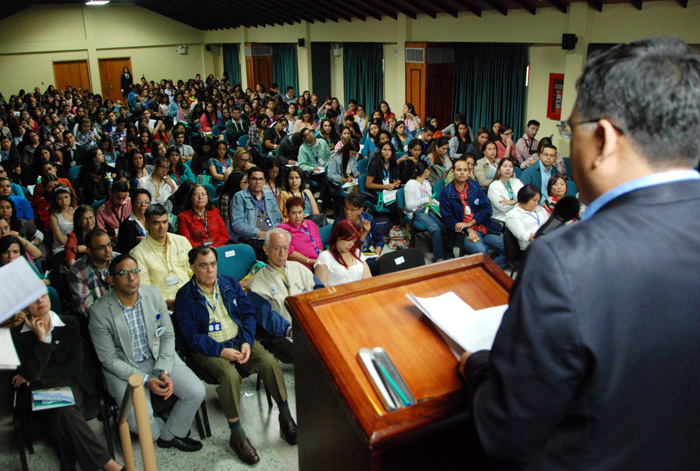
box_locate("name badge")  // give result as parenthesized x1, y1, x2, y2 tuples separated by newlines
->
(114, 228, 119, 235)
(271, 286, 279, 293)
(382, 178, 390, 185)
(165, 275, 179, 286)
(203, 238, 213, 246)
(208, 322, 222, 332)
(264, 217, 273, 227)
(155, 325, 166, 338)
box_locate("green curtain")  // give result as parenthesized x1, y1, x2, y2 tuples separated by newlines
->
(451, 44, 528, 137)
(343, 43, 383, 113)
(222, 44, 241, 86)
(272, 44, 299, 93)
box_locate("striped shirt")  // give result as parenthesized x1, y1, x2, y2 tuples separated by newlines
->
(118, 293, 152, 362)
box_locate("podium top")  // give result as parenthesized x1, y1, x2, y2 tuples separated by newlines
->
(286, 255, 512, 450)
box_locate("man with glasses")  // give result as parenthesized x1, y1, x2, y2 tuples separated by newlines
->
(89, 254, 205, 452)
(459, 38, 700, 469)
(175, 245, 297, 464)
(69, 228, 115, 318)
(518, 143, 560, 203)
(96, 180, 132, 241)
(228, 166, 281, 261)
(137, 155, 177, 208)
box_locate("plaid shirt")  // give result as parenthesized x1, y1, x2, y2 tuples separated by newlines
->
(68, 255, 113, 317)
(117, 293, 152, 362)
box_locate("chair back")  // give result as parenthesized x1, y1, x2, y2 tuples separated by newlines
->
(514, 166, 523, 179)
(563, 157, 572, 177)
(215, 244, 256, 281)
(358, 173, 368, 193)
(565, 179, 578, 197)
(319, 223, 333, 249)
(357, 158, 369, 175)
(238, 135, 249, 148)
(432, 179, 446, 199)
(396, 187, 407, 214)
(503, 228, 523, 263)
(203, 183, 217, 200)
(69, 165, 82, 181)
(376, 248, 426, 275)
(90, 199, 105, 212)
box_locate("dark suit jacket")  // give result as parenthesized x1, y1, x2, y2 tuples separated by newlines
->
(464, 179, 700, 470)
(120, 73, 133, 94)
(11, 315, 94, 395)
(519, 161, 560, 195)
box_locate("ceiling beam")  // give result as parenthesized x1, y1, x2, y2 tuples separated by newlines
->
(452, 0, 482, 17)
(547, 0, 568, 13)
(513, 0, 537, 15)
(676, 0, 688, 7)
(630, 0, 643, 9)
(429, 0, 461, 17)
(410, 0, 440, 18)
(385, 0, 420, 19)
(585, 0, 603, 11)
(481, 0, 508, 15)
(364, 0, 400, 20)
(293, 0, 338, 22)
(320, 1, 367, 21)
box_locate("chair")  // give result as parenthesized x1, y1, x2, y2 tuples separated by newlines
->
(396, 187, 427, 248)
(319, 223, 333, 249)
(514, 166, 523, 179)
(565, 179, 578, 197)
(184, 160, 192, 168)
(216, 244, 256, 281)
(203, 183, 217, 200)
(376, 248, 426, 275)
(502, 228, 524, 278)
(90, 199, 105, 212)
(431, 179, 446, 199)
(69, 165, 82, 181)
(357, 158, 369, 175)
(563, 157, 572, 178)
(238, 135, 249, 149)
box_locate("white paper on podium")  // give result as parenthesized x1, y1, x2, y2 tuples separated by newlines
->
(407, 291, 507, 358)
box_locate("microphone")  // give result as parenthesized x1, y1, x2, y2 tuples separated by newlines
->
(535, 195, 579, 238)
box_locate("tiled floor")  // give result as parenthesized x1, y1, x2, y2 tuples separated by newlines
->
(0, 362, 299, 471)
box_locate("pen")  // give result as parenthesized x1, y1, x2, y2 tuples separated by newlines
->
(377, 362, 411, 407)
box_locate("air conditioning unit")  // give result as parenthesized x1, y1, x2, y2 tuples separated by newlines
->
(252, 46, 273, 56)
(178, 45, 188, 55)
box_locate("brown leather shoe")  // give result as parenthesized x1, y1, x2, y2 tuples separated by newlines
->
(230, 436, 260, 465)
(279, 417, 298, 445)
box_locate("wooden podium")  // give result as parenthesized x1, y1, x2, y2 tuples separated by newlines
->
(286, 255, 513, 471)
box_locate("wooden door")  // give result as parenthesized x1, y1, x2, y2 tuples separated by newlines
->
(53, 60, 91, 92)
(254, 56, 273, 90)
(426, 62, 454, 129)
(405, 43, 427, 123)
(98, 57, 132, 104)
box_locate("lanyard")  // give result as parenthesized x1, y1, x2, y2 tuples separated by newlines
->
(154, 179, 162, 198)
(198, 282, 219, 313)
(299, 224, 320, 255)
(502, 180, 515, 201)
(383, 167, 390, 180)
(527, 210, 540, 225)
(310, 146, 319, 163)
(111, 203, 125, 224)
(197, 211, 209, 236)
(253, 194, 266, 215)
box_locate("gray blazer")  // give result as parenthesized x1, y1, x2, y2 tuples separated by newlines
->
(89, 285, 183, 385)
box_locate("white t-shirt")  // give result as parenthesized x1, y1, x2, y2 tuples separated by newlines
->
(506, 205, 549, 250)
(315, 250, 365, 287)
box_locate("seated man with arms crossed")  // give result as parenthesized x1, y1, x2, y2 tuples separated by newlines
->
(247, 228, 325, 362)
(175, 245, 297, 465)
(89, 254, 205, 452)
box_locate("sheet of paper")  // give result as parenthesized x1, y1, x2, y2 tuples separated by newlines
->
(0, 257, 48, 325)
(0, 328, 20, 370)
(383, 189, 398, 205)
(313, 168, 326, 175)
(407, 292, 507, 356)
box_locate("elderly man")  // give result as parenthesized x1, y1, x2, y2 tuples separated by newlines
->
(130, 203, 192, 309)
(459, 37, 700, 470)
(247, 228, 324, 362)
(175, 245, 297, 465)
(89, 254, 205, 452)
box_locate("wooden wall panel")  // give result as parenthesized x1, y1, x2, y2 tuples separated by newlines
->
(53, 60, 91, 92)
(405, 42, 426, 124)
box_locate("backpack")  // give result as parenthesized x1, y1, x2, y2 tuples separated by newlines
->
(387, 225, 410, 250)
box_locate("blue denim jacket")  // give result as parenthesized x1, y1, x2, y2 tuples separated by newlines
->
(228, 188, 282, 241)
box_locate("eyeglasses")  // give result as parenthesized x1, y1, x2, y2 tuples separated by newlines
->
(249, 176, 265, 182)
(557, 119, 626, 139)
(115, 269, 140, 279)
(81, 216, 96, 222)
(135, 199, 151, 205)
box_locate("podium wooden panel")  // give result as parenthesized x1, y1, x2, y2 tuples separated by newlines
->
(286, 255, 513, 471)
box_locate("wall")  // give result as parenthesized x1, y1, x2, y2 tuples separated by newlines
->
(0, 3, 207, 95)
(526, 46, 568, 153)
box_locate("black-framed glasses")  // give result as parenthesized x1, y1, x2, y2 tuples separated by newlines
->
(557, 119, 626, 139)
(115, 269, 140, 279)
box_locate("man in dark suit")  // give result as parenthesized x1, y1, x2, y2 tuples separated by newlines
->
(120, 67, 134, 108)
(518, 143, 560, 202)
(459, 37, 700, 470)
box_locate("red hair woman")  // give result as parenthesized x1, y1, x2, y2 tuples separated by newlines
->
(314, 219, 371, 287)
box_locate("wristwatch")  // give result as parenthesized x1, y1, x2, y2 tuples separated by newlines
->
(152, 368, 169, 378)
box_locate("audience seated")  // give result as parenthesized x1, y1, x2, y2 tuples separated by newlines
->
(0, 177, 34, 222)
(48, 184, 76, 255)
(174, 245, 297, 464)
(64, 204, 96, 267)
(314, 219, 372, 287)
(519, 142, 560, 203)
(473, 140, 500, 190)
(177, 184, 228, 248)
(487, 158, 524, 225)
(137, 155, 177, 209)
(95, 180, 131, 240)
(277, 166, 321, 223)
(217, 171, 247, 227)
(11, 293, 125, 471)
(89, 254, 205, 452)
(116, 188, 150, 254)
(515, 119, 540, 168)
(68, 228, 115, 317)
(277, 196, 324, 271)
(505, 184, 550, 250)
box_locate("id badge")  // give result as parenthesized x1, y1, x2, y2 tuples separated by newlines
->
(464, 205, 472, 216)
(382, 178, 390, 185)
(155, 325, 166, 338)
(264, 217, 273, 227)
(114, 228, 119, 235)
(208, 322, 222, 332)
(203, 238, 213, 246)
(165, 274, 179, 286)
